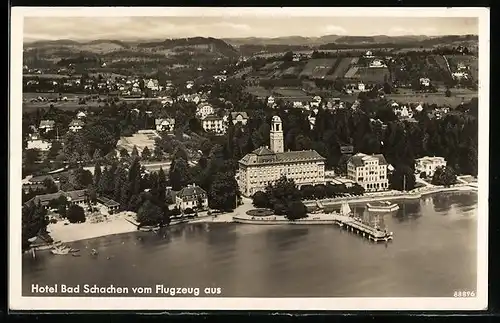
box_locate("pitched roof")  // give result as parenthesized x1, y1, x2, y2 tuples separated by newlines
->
(155, 118, 175, 125)
(29, 174, 55, 183)
(24, 191, 65, 206)
(177, 185, 207, 201)
(64, 189, 87, 201)
(239, 149, 325, 166)
(69, 119, 85, 127)
(97, 196, 120, 207)
(39, 120, 55, 127)
(348, 153, 388, 167)
(230, 112, 249, 120)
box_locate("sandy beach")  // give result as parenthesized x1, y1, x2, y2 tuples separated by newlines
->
(47, 212, 138, 243)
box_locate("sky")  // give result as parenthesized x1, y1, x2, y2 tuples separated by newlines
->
(23, 16, 479, 41)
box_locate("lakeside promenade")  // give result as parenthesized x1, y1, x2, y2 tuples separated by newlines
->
(38, 183, 476, 246)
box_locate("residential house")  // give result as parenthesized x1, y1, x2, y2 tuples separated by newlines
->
(229, 112, 249, 125)
(145, 79, 160, 91)
(267, 96, 275, 107)
(201, 114, 227, 135)
(69, 119, 85, 132)
(346, 153, 389, 192)
(311, 96, 322, 108)
(358, 82, 366, 92)
(23, 174, 59, 193)
(415, 156, 447, 178)
(369, 59, 386, 68)
(23, 189, 87, 209)
(155, 118, 175, 132)
(364, 50, 374, 58)
(39, 120, 55, 133)
(76, 111, 87, 119)
(419, 78, 431, 87)
(175, 184, 208, 211)
(96, 196, 120, 214)
(26, 132, 52, 151)
(196, 103, 215, 119)
(202, 114, 227, 135)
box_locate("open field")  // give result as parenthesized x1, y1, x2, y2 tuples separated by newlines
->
(346, 67, 391, 83)
(23, 73, 81, 79)
(446, 55, 478, 80)
(299, 58, 337, 79)
(327, 57, 353, 80)
(23, 92, 105, 100)
(117, 130, 160, 154)
(23, 101, 106, 113)
(386, 88, 477, 106)
(244, 86, 272, 99)
(272, 88, 310, 97)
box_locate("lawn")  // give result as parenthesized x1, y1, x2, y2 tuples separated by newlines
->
(328, 57, 353, 79)
(386, 88, 477, 106)
(23, 101, 106, 113)
(299, 59, 337, 79)
(446, 55, 478, 80)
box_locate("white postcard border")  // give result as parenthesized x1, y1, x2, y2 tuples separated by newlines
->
(9, 7, 490, 311)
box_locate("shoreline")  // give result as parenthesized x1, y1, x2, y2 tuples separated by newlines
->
(46, 213, 138, 244)
(40, 185, 476, 245)
(304, 184, 476, 208)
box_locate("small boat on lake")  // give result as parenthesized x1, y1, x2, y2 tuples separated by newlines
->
(51, 245, 71, 255)
(367, 201, 399, 213)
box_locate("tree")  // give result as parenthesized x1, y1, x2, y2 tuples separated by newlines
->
(283, 51, 294, 62)
(136, 200, 163, 226)
(383, 82, 392, 94)
(94, 162, 102, 186)
(252, 191, 270, 208)
(208, 171, 239, 211)
(169, 158, 192, 191)
(43, 178, 59, 193)
(22, 202, 49, 251)
(156, 167, 167, 204)
(313, 184, 327, 200)
(445, 88, 452, 97)
(286, 200, 308, 221)
(266, 176, 302, 207)
(141, 146, 152, 160)
(389, 165, 416, 191)
(131, 145, 139, 158)
(119, 148, 129, 158)
(184, 208, 194, 215)
(67, 204, 86, 223)
(431, 166, 457, 187)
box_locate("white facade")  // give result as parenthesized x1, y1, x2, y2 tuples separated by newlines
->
(175, 184, 208, 211)
(415, 156, 447, 177)
(155, 118, 175, 132)
(238, 116, 326, 196)
(419, 78, 431, 87)
(230, 112, 249, 125)
(202, 116, 227, 135)
(27, 134, 52, 151)
(196, 104, 215, 119)
(347, 153, 389, 192)
(270, 116, 284, 153)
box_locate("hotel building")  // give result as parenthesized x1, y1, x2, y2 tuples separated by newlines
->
(346, 153, 389, 192)
(238, 116, 326, 196)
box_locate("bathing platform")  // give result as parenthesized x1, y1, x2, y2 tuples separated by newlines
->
(332, 214, 393, 242)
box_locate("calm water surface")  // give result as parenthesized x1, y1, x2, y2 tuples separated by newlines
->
(23, 192, 478, 297)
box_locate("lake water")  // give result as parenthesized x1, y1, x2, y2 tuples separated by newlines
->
(23, 191, 478, 298)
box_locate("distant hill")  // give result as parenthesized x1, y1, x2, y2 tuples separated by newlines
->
(136, 37, 239, 58)
(224, 34, 478, 47)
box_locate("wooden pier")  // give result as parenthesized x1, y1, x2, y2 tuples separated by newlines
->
(332, 214, 393, 242)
